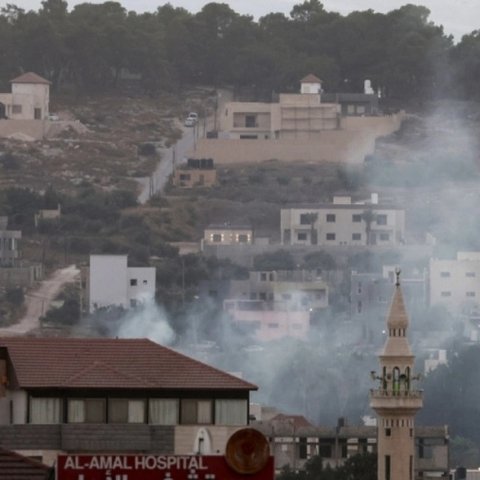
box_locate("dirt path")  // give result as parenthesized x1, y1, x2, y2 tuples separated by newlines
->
(0, 264, 80, 337)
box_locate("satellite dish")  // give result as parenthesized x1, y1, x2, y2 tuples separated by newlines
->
(225, 428, 270, 474)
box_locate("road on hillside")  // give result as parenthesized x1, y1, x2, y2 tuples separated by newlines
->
(0, 264, 80, 337)
(138, 89, 232, 204)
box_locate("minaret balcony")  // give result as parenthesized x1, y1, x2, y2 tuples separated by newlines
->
(370, 389, 423, 411)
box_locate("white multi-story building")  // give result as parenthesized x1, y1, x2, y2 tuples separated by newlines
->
(88, 255, 156, 313)
(281, 195, 405, 246)
(429, 252, 480, 313)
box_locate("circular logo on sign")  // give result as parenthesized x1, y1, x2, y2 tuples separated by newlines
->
(225, 428, 270, 474)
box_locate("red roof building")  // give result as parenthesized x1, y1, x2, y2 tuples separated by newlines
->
(10, 72, 51, 85)
(0, 337, 257, 465)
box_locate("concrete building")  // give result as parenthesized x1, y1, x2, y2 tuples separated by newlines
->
(229, 270, 328, 311)
(0, 217, 21, 268)
(429, 252, 480, 314)
(252, 415, 448, 479)
(88, 254, 156, 313)
(202, 224, 253, 247)
(350, 266, 427, 319)
(224, 299, 310, 342)
(281, 195, 405, 247)
(0, 72, 50, 121)
(172, 158, 217, 188)
(221, 74, 339, 141)
(191, 75, 404, 164)
(0, 337, 256, 467)
(370, 274, 424, 480)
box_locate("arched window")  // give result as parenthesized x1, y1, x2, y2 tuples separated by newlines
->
(405, 367, 410, 391)
(383, 366, 387, 390)
(393, 367, 400, 394)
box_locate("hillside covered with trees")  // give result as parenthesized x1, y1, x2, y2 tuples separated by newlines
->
(1, 0, 480, 103)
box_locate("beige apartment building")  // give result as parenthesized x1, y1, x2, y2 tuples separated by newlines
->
(222, 74, 339, 140)
(429, 252, 480, 313)
(281, 195, 405, 247)
(193, 74, 404, 164)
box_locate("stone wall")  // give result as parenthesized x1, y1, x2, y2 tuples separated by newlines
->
(191, 113, 405, 165)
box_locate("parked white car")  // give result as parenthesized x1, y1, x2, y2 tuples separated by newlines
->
(184, 112, 198, 127)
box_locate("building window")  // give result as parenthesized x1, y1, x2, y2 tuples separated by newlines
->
(352, 214, 362, 222)
(385, 455, 391, 480)
(130, 279, 137, 286)
(352, 233, 362, 241)
(440, 291, 452, 297)
(238, 234, 248, 243)
(143, 279, 148, 284)
(149, 399, 178, 425)
(357, 301, 362, 313)
(12, 105, 22, 114)
(376, 214, 387, 225)
(385, 428, 391, 437)
(179, 174, 191, 181)
(108, 399, 145, 423)
(260, 272, 267, 281)
(181, 399, 212, 425)
(130, 299, 137, 308)
(466, 292, 476, 297)
(300, 213, 316, 225)
(319, 445, 332, 458)
(215, 399, 247, 425)
(326, 233, 336, 241)
(298, 232, 307, 241)
(466, 272, 476, 278)
(299, 438, 308, 459)
(212, 233, 222, 242)
(379, 233, 390, 241)
(440, 272, 450, 278)
(245, 114, 257, 128)
(30, 397, 62, 424)
(326, 214, 336, 223)
(67, 398, 106, 423)
(259, 292, 267, 300)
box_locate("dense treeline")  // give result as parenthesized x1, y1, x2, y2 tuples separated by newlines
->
(1, 0, 479, 102)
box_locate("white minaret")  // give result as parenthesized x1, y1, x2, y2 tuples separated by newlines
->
(370, 270, 423, 480)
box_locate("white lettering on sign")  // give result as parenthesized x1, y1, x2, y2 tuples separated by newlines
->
(134, 456, 207, 471)
(88, 456, 133, 470)
(64, 455, 209, 471)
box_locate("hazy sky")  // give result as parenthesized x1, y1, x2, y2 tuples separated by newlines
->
(1, 0, 478, 41)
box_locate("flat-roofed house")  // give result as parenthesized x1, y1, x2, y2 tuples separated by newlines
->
(0, 337, 257, 466)
(203, 224, 253, 246)
(281, 195, 405, 247)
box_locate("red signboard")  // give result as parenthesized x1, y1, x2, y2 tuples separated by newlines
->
(57, 454, 274, 480)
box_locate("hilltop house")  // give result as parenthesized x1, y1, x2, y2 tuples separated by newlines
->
(0, 72, 50, 121)
(0, 337, 257, 466)
(190, 75, 404, 164)
(281, 194, 405, 247)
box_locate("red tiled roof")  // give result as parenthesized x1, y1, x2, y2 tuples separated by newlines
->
(300, 73, 321, 83)
(0, 337, 257, 391)
(10, 72, 51, 85)
(0, 449, 51, 479)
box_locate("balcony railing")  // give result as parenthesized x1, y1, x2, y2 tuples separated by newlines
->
(370, 389, 423, 399)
